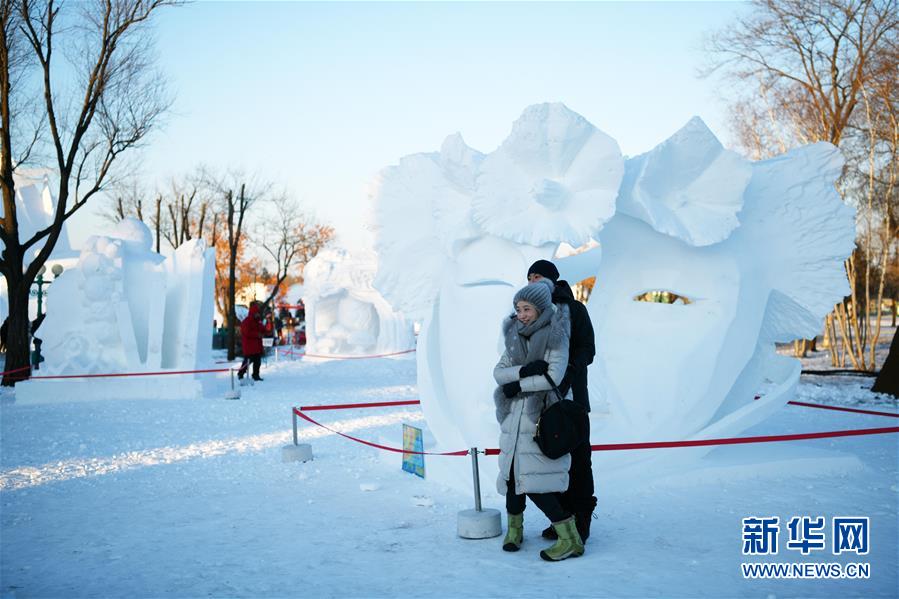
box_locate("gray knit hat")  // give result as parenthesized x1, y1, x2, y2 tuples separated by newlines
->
(513, 278, 554, 314)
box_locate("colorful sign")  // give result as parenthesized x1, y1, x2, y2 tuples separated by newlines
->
(402, 424, 425, 479)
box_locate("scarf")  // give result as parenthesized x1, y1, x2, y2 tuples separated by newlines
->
(506, 305, 554, 368)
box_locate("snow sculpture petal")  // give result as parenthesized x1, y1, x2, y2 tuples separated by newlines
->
(370, 133, 483, 321)
(304, 248, 415, 356)
(617, 117, 751, 246)
(472, 102, 623, 246)
(732, 142, 855, 342)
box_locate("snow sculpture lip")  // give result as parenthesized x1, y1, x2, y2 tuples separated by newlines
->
(616, 116, 752, 246)
(472, 102, 623, 247)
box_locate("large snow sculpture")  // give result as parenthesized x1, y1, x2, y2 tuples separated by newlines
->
(302, 248, 414, 356)
(371, 103, 855, 469)
(586, 123, 854, 465)
(15, 218, 218, 403)
(372, 103, 623, 449)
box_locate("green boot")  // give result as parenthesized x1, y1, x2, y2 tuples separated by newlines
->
(539, 516, 584, 561)
(503, 512, 524, 552)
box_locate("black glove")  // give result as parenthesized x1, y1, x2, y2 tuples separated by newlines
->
(519, 360, 549, 378)
(502, 381, 521, 398)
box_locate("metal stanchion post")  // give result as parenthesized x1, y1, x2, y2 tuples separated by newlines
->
(224, 367, 241, 400)
(457, 447, 501, 539)
(283, 407, 313, 463)
(470, 447, 482, 511)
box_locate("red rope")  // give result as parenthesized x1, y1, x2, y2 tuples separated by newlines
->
(296, 400, 421, 412)
(786, 400, 898, 419)
(293, 395, 899, 457)
(0, 365, 32, 377)
(294, 409, 469, 456)
(298, 348, 416, 360)
(29, 367, 230, 380)
(588, 426, 899, 451)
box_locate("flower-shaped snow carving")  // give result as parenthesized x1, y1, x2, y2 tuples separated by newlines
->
(616, 117, 752, 246)
(472, 103, 623, 246)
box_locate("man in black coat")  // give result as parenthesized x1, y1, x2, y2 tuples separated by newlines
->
(527, 259, 597, 542)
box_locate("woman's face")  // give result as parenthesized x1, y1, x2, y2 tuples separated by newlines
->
(516, 301, 539, 325)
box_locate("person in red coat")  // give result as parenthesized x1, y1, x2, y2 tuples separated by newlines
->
(238, 302, 265, 381)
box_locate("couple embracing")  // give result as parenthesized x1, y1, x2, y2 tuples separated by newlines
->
(493, 260, 596, 562)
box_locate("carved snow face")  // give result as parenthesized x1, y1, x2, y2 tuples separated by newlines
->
(589, 215, 767, 443)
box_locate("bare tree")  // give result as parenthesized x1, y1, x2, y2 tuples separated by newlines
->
(0, 0, 178, 385)
(705, 0, 898, 368)
(203, 171, 268, 360)
(255, 195, 334, 308)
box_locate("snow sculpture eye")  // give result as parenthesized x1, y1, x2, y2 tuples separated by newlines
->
(632, 290, 693, 305)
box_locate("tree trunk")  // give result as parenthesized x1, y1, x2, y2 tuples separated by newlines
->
(227, 249, 237, 361)
(1, 278, 32, 386)
(871, 331, 899, 397)
(155, 195, 162, 254)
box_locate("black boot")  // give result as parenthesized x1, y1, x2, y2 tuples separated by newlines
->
(575, 510, 594, 542)
(252, 375, 264, 381)
(541, 524, 558, 540)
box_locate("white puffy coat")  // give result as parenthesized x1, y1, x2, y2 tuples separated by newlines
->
(493, 304, 571, 496)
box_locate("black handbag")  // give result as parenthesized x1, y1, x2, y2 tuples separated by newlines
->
(533, 373, 587, 459)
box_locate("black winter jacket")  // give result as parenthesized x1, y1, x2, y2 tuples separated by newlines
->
(552, 280, 595, 411)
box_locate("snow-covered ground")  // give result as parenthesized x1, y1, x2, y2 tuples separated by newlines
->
(1, 341, 897, 598)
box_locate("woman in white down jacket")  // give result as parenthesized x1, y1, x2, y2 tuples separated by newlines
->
(493, 278, 584, 561)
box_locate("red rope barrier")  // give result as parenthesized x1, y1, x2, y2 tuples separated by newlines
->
(29, 367, 230, 380)
(0, 365, 32, 377)
(293, 395, 899, 457)
(589, 426, 899, 451)
(294, 409, 469, 456)
(298, 348, 416, 360)
(786, 400, 898, 419)
(296, 400, 420, 412)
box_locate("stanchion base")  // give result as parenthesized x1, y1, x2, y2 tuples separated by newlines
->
(282, 443, 313, 463)
(457, 508, 502, 539)
(224, 389, 241, 400)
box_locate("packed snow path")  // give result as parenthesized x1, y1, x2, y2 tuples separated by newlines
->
(1, 355, 896, 598)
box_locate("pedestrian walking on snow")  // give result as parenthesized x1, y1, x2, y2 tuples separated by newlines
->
(493, 278, 584, 561)
(238, 303, 265, 382)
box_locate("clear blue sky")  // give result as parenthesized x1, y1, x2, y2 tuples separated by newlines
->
(70, 1, 747, 251)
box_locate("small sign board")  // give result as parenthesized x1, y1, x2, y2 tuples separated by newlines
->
(402, 424, 425, 479)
